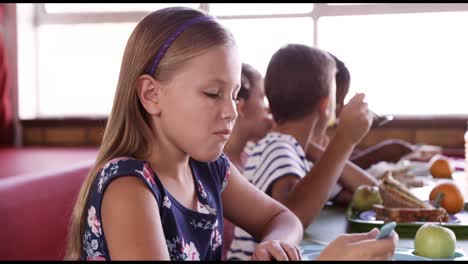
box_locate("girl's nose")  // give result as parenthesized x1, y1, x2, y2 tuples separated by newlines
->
(221, 98, 238, 121)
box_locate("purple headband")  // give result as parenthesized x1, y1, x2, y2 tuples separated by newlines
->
(147, 15, 213, 76)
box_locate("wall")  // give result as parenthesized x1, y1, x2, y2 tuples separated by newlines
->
(20, 117, 467, 152)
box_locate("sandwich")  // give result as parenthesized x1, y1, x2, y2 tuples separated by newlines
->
(378, 171, 433, 209)
(374, 171, 449, 222)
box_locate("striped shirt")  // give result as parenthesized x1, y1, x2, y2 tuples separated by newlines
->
(227, 132, 342, 260)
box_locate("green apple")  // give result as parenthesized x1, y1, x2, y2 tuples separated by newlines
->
(351, 185, 383, 211)
(414, 223, 457, 259)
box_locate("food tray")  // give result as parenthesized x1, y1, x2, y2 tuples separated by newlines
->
(347, 203, 468, 239)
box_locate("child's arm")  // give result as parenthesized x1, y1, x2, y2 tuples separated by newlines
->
(222, 163, 303, 260)
(308, 142, 378, 191)
(101, 176, 170, 260)
(317, 228, 398, 260)
(271, 93, 372, 228)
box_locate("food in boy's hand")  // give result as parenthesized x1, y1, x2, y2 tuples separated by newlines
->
(429, 182, 465, 214)
(351, 185, 383, 211)
(429, 155, 453, 179)
(414, 223, 456, 259)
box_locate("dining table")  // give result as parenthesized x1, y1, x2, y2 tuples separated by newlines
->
(300, 169, 468, 260)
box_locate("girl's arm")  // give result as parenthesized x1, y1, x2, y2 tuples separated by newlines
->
(101, 176, 170, 260)
(222, 163, 303, 260)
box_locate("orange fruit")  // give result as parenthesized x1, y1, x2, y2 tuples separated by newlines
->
(429, 182, 465, 214)
(429, 156, 453, 179)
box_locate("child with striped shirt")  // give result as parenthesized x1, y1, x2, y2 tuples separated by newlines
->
(228, 44, 397, 260)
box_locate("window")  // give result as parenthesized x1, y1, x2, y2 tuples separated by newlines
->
(44, 3, 199, 13)
(318, 11, 468, 115)
(209, 4, 313, 16)
(37, 23, 136, 117)
(219, 18, 313, 76)
(16, 3, 468, 118)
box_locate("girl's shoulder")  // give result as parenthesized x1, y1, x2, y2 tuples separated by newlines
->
(95, 156, 160, 197)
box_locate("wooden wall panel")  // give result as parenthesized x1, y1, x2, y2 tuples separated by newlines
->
(19, 118, 467, 150)
(44, 128, 87, 146)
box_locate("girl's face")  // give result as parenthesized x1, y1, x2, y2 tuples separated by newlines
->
(242, 78, 274, 142)
(157, 44, 241, 162)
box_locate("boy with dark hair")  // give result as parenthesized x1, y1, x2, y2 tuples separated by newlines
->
(228, 44, 385, 260)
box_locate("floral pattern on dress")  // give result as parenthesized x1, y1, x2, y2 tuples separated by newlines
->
(83, 230, 105, 261)
(197, 202, 217, 215)
(97, 157, 130, 193)
(210, 220, 222, 251)
(163, 196, 171, 209)
(166, 236, 200, 260)
(137, 163, 156, 185)
(197, 180, 207, 200)
(82, 156, 227, 260)
(221, 167, 230, 192)
(87, 206, 102, 236)
(190, 218, 216, 230)
(182, 238, 200, 260)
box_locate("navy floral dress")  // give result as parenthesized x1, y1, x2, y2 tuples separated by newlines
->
(81, 154, 230, 261)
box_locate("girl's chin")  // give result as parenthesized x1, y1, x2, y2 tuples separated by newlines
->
(190, 150, 223, 163)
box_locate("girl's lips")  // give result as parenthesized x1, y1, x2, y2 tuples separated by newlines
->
(213, 129, 231, 140)
(214, 133, 230, 140)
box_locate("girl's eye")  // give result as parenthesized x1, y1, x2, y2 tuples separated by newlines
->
(204, 92, 220, 98)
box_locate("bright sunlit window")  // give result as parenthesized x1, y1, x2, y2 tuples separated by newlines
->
(44, 3, 200, 13)
(36, 23, 136, 117)
(318, 12, 468, 115)
(209, 3, 313, 16)
(219, 18, 313, 76)
(16, 4, 468, 118)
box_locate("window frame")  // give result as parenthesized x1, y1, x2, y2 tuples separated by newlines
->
(21, 3, 468, 120)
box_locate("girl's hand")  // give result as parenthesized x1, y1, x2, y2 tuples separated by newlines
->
(251, 240, 302, 261)
(316, 228, 398, 260)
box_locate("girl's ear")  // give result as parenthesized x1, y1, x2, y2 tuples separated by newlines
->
(236, 98, 247, 118)
(137, 74, 162, 116)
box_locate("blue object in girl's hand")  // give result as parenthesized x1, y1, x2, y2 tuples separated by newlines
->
(376, 221, 397, 240)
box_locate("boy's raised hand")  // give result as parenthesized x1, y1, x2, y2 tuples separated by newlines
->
(335, 93, 372, 147)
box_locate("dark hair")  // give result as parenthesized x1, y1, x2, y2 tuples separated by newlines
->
(264, 44, 336, 124)
(237, 63, 262, 100)
(328, 52, 350, 99)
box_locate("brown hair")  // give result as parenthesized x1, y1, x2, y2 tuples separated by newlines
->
(64, 6, 235, 260)
(264, 44, 336, 124)
(328, 52, 350, 103)
(237, 63, 262, 101)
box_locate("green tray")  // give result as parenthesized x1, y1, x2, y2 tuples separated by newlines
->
(347, 203, 468, 239)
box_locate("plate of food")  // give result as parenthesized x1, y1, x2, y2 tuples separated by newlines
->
(347, 173, 468, 239)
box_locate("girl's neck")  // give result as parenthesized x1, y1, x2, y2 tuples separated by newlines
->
(147, 132, 192, 183)
(273, 115, 318, 151)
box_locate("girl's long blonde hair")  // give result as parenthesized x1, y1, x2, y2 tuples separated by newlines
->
(64, 7, 234, 260)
